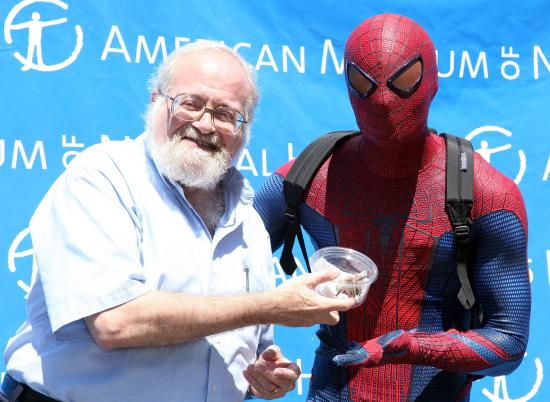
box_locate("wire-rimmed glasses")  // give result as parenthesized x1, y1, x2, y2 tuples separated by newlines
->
(160, 91, 247, 136)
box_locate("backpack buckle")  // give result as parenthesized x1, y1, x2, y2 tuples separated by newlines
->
(454, 224, 471, 244)
(284, 207, 298, 223)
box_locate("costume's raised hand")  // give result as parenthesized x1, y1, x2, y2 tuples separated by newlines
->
(243, 345, 301, 400)
(333, 330, 413, 367)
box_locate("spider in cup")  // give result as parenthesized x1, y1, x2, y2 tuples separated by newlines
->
(335, 271, 369, 298)
(314, 258, 371, 300)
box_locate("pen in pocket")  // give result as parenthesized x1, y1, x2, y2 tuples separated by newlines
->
(243, 265, 250, 292)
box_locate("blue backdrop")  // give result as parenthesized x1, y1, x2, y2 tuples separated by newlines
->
(1, 1, 548, 400)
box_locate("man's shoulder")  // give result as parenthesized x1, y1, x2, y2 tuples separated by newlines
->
(66, 135, 147, 175)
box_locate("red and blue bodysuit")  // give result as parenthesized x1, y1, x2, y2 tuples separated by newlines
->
(254, 13, 530, 402)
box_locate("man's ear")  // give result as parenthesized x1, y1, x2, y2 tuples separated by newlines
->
(150, 89, 159, 104)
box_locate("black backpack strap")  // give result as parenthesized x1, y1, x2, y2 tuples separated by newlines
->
(280, 131, 359, 275)
(442, 133, 483, 328)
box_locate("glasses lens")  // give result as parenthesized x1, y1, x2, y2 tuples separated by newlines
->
(388, 59, 422, 94)
(346, 62, 375, 97)
(172, 95, 204, 121)
(213, 108, 245, 134)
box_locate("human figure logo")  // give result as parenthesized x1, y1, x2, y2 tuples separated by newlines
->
(7, 227, 37, 298)
(466, 126, 526, 184)
(4, 0, 83, 72)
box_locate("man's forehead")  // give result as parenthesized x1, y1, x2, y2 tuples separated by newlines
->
(200, 59, 224, 74)
(174, 51, 245, 77)
(169, 51, 249, 98)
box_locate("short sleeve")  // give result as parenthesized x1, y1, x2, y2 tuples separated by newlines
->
(30, 148, 151, 336)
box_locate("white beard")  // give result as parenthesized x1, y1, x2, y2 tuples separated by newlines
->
(147, 123, 232, 191)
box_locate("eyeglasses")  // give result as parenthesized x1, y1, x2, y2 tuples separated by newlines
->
(160, 92, 247, 135)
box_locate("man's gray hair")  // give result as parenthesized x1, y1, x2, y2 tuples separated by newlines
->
(149, 40, 259, 145)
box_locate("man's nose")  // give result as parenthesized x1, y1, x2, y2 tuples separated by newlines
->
(192, 109, 215, 134)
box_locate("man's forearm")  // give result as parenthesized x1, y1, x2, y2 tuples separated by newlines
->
(85, 290, 277, 349)
(85, 270, 354, 349)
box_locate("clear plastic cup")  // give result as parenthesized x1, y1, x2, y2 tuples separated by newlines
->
(310, 246, 378, 307)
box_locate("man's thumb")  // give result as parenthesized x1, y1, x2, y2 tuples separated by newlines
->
(261, 345, 281, 361)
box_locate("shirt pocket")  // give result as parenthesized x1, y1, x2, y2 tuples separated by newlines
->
(207, 243, 269, 296)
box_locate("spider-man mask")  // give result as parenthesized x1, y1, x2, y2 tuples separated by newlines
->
(344, 13, 438, 147)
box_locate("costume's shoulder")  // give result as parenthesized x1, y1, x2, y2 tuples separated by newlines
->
(272, 152, 332, 199)
(472, 151, 527, 230)
(274, 158, 296, 178)
(274, 132, 361, 179)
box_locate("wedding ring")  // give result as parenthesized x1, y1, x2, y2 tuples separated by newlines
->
(269, 387, 279, 394)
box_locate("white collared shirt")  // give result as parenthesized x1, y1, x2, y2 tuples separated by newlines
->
(4, 134, 274, 402)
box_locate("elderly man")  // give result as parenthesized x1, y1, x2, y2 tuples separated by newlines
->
(1, 41, 355, 402)
(254, 13, 530, 401)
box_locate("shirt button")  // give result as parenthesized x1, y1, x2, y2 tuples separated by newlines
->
(211, 384, 217, 393)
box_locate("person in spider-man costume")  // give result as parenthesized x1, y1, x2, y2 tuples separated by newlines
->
(253, 13, 530, 402)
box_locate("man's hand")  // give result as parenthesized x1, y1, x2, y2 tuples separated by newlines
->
(243, 345, 301, 400)
(332, 330, 413, 367)
(266, 270, 357, 327)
